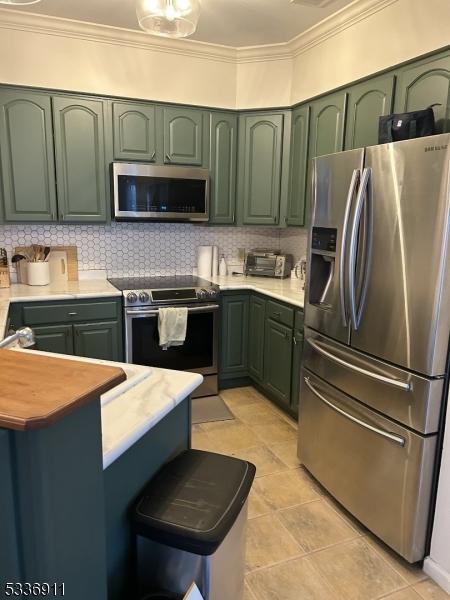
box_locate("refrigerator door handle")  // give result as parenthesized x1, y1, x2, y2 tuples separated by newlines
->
(348, 167, 372, 330)
(304, 376, 406, 446)
(340, 168, 360, 326)
(306, 337, 412, 391)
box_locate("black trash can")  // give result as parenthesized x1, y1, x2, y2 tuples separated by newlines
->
(133, 449, 256, 600)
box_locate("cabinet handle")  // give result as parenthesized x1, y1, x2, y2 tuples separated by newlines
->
(232, 211, 235, 222)
(293, 336, 297, 345)
(273, 312, 281, 318)
(165, 153, 171, 162)
(60, 212, 64, 221)
(51, 212, 56, 221)
(151, 150, 156, 160)
(68, 312, 78, 316)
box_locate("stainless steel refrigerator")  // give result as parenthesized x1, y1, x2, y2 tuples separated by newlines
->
(299, 133, 450, 563)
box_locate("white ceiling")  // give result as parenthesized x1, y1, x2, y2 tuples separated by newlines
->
(0, 0, 356, 47)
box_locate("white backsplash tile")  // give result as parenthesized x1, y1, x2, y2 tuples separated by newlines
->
(0, 222, 305, 278)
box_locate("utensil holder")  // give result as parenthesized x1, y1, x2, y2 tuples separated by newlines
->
(27, 262, 50, 286)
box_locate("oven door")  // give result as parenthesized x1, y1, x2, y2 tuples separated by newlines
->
(125, 303, 218, 374)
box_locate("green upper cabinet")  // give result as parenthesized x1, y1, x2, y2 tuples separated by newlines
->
(345, 74, 395, 149)
(287, 105, 310, 226)
(112, 101, 156, 162)
(309, 91, 347, 159)
(238, 112, 286, 226)
(394, 51, 450, 134)
(52, 96, 108, 222)
(209, 112, 237, 224)
(162, 106, 206, 166)
(0, 90, 57, 222)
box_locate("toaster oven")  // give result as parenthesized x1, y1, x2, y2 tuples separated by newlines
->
(244, 250, 293, 278)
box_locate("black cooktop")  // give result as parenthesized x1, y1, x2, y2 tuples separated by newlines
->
(108, 275, 213, 291)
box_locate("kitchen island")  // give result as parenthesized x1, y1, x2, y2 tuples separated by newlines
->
(0, 347, 202, 600)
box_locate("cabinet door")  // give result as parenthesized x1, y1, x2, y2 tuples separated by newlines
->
(239, 113, 284, 225)
(32, 324, 74, 355)
(291, 329, 304, 415)
(73, 321, 120, 361)
(220, 294, 249, 378)
(248, 295, 266, 381)
(112, 101, 156, 162)
(309, 91, 347, 159)
(287, 105, 310, 226)
(264, 318, 293, 406)
(53, 96, 108, 222)
(163, 107, 204, 166)
(394, 52, 450, 134)
(209, 112, 237, 224)
(345, 74, 395, 149)
(0, 90, 57, 222)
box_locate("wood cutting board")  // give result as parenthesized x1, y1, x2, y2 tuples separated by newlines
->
(15, 245, 79, 282)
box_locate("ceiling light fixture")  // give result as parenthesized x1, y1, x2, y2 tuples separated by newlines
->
(136, 0, 201, 38)
(0, 0, 42, 4)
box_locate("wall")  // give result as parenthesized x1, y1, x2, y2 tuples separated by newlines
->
(290, 0, 450, 105)
(424, 399, 450, 593)
(0, 223, 307, 278)
(0, 0, 449, 110)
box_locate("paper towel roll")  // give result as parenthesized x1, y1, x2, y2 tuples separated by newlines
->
(197, 245, 213, 278)
(212, 246, 219, 276)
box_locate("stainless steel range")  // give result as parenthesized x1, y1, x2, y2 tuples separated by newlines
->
(109, 276, 220, 398)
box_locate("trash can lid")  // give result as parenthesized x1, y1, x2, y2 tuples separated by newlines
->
(133, 449, 256, 555)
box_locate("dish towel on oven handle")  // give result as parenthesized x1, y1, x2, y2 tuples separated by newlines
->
(158, 306, 189, 350)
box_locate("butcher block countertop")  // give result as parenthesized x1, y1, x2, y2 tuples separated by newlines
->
(0, 349, 126, 431)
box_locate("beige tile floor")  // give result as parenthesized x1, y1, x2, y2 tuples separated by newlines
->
(191, 386, 450, 600)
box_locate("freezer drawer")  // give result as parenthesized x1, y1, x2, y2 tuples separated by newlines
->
(298, 369, 437, 562)
(303, 328, 444, 434)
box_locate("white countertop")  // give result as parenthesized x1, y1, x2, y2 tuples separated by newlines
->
(0, 279, 120, 336)
(15, 347, 202, 470)
(208, 274, 305, 308)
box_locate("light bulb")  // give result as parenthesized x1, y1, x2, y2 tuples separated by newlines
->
(136, 0, 201, 38)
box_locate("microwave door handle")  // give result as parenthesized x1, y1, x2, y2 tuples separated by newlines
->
(348, 167, 371, 330)
(340, 169, 360, 326)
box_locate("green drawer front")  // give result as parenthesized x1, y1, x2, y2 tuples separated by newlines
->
(294, 309, 304, 331)
(266, 300, 294, 328)
(22, 301, 119, 325)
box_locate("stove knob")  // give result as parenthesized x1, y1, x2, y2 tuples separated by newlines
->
(139, 291, 149, 303)
(208, 288, 218, 299)
(127, 292, 138, 304)
(197, 288, 207, 300)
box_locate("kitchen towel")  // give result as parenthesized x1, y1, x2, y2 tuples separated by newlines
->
(158, 307, 188, 350)
(197, 245, 213, 278)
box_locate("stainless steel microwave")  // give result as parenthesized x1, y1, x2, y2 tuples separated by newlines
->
(112, 162, 209, 222)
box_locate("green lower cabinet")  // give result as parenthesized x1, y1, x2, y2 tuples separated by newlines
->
(345, 74, 395, 149)
(219, 294, 249, 379)
(33, 324, 74, 355)
(291, 329, 304, 415)
(394, 51, 450, 134)
(248, 295, 266, 381)
(263, 318, 293, 407)
(73, 321, 120, 361)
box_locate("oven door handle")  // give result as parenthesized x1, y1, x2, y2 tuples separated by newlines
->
(126, 304, 219, 316)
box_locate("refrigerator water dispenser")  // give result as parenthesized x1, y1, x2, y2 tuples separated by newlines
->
(309, 227, 337, 309)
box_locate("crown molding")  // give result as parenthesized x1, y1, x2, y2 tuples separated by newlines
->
(0, 8, 238, 63)
(0, 0, 399, 65)
(288, 0, 399, 57)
